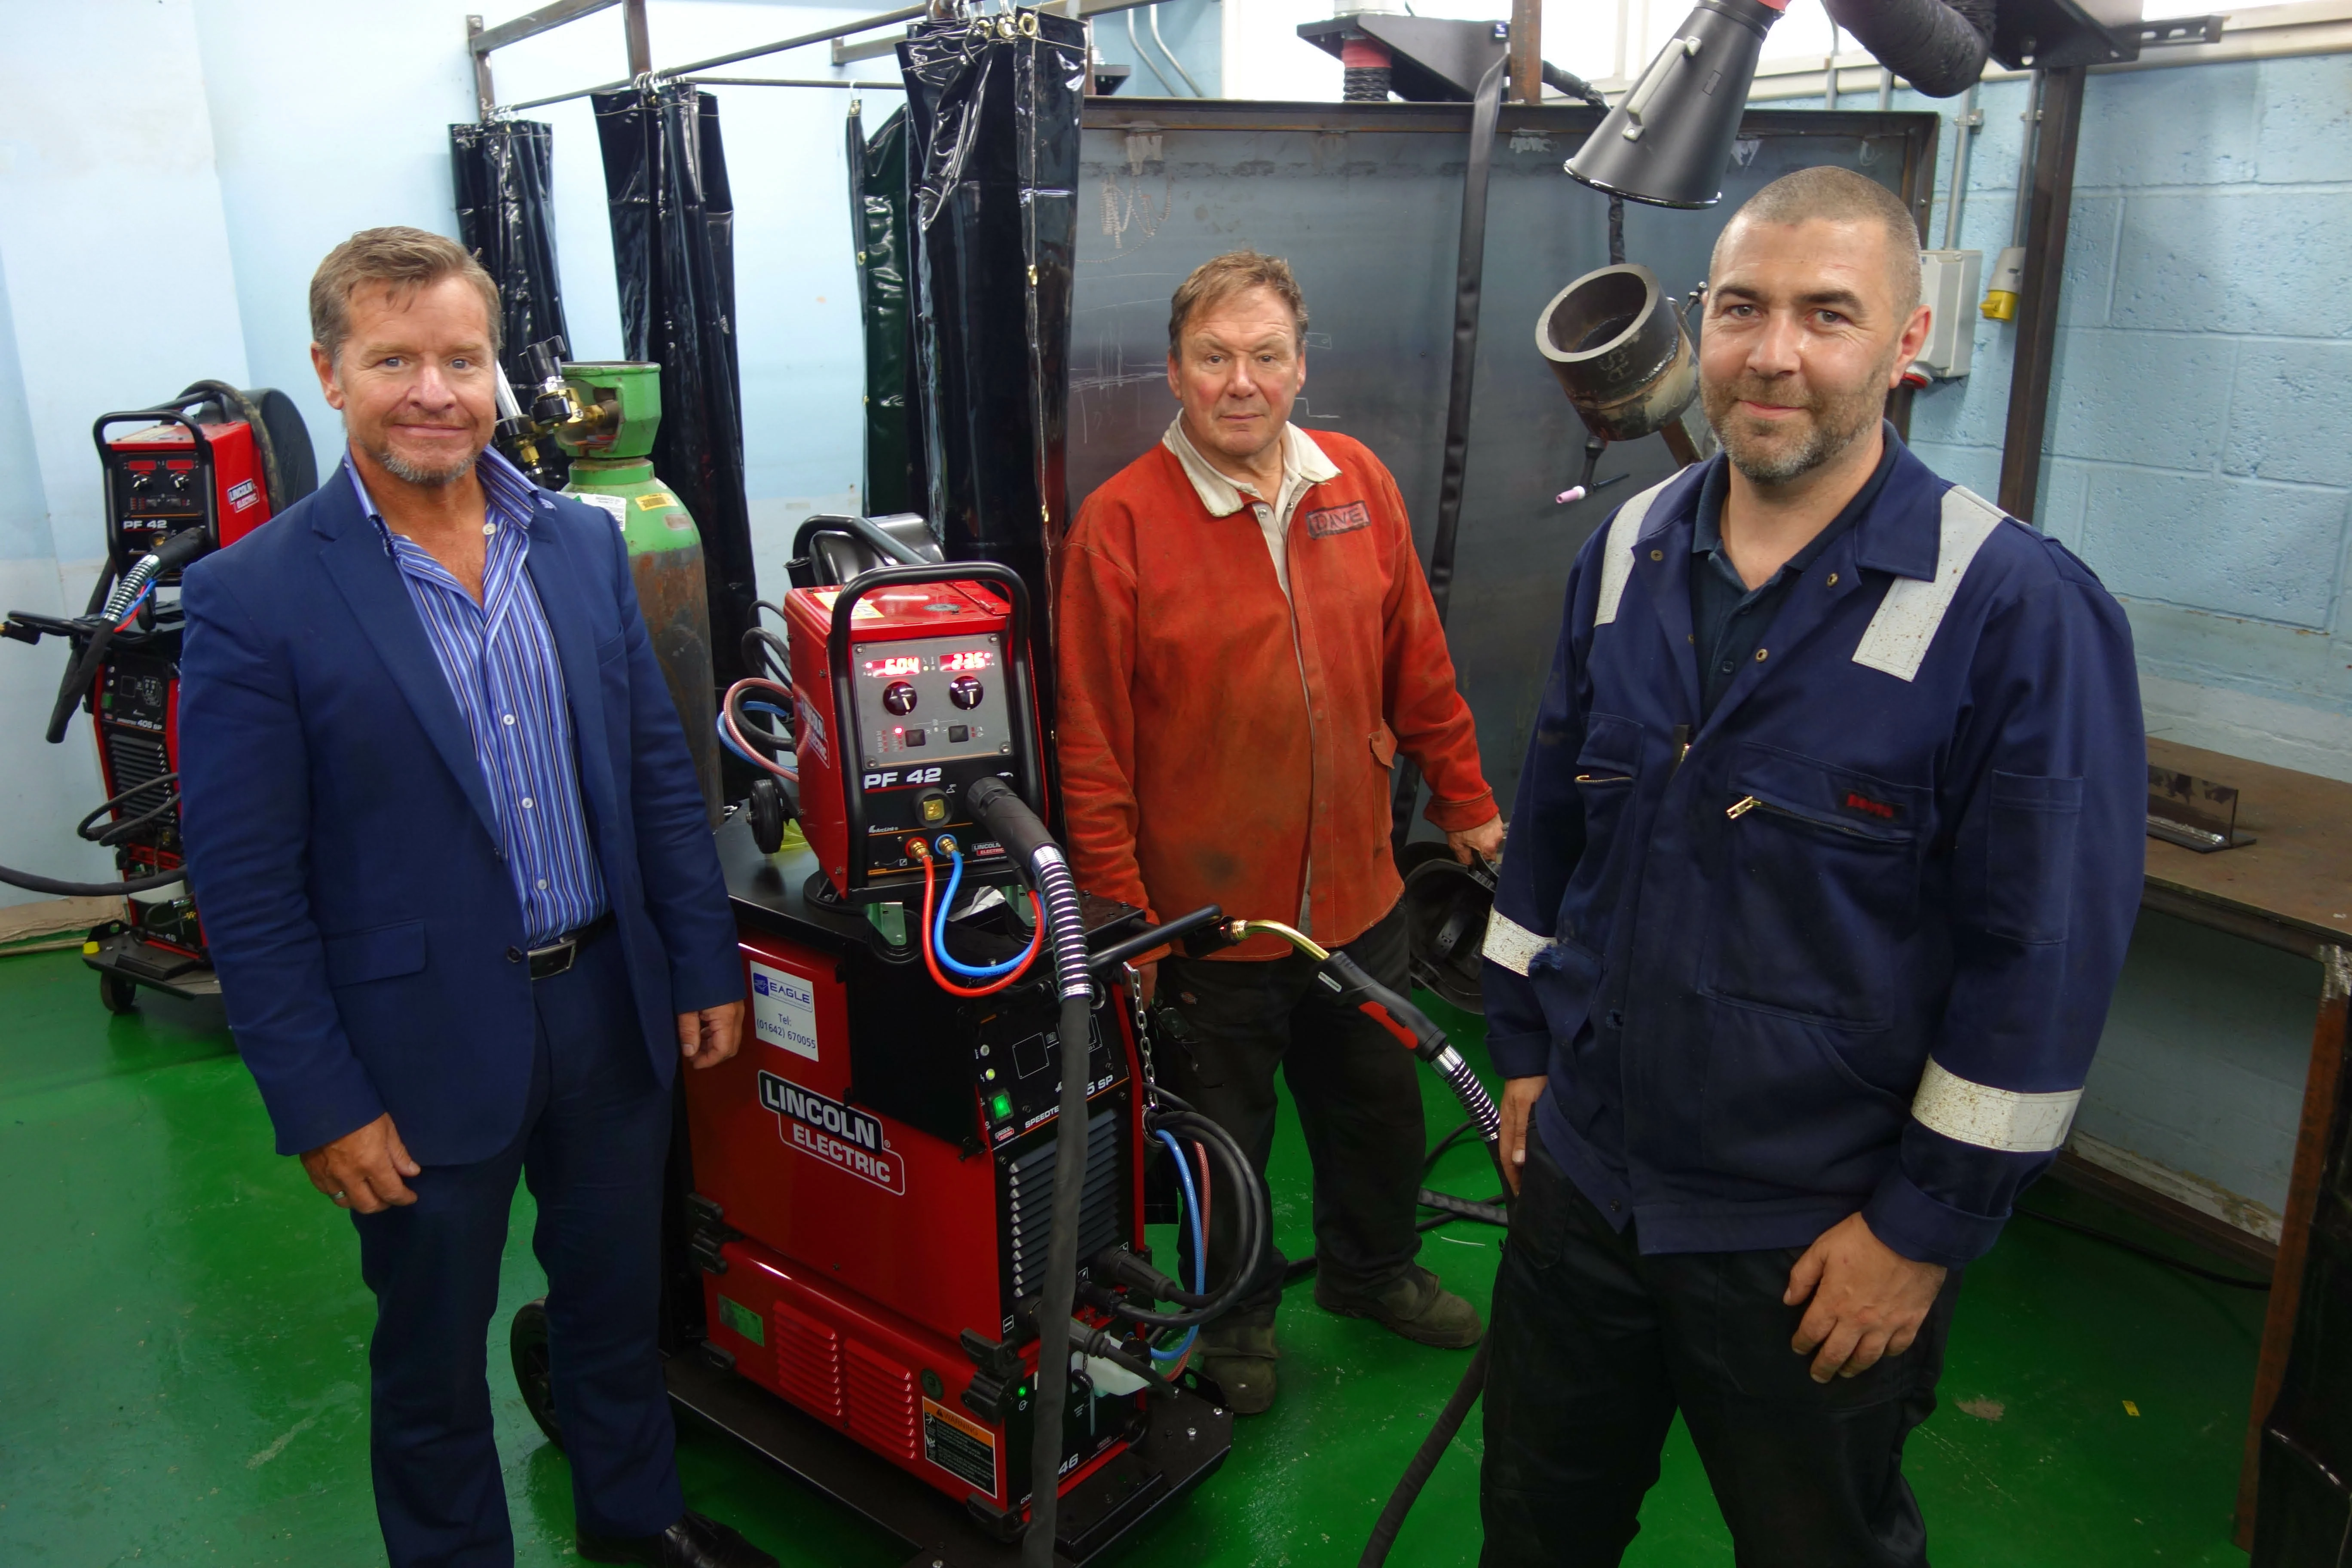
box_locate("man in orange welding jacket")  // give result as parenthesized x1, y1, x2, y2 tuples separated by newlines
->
(1056, 250, 1505, 1414)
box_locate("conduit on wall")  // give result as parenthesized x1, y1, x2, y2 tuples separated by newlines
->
(592, 84, 759, 734)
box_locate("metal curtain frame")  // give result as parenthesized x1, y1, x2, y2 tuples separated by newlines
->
(466, 0, 1195, 121)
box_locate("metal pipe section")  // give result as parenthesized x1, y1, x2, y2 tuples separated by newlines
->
(1126, 9, 1177, 94)
(1148, 5, 1204, 95)
(1941, 82, 1979, 249)
(494, 3, 929, 112)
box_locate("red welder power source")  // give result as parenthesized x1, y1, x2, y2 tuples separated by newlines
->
(0, 383, 314, 1011)
(605, 545, 1265, 1567)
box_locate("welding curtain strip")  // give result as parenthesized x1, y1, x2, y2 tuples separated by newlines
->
(898, 10, 1086, 651)
(450, 119, 573, 389)
(591, 84, 757, 713)
(848, 103, 930, 521)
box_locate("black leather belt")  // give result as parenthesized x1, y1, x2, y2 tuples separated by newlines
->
(518, 912, 615, 980)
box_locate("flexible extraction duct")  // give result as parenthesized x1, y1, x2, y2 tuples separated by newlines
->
(1824, 0, 1994, 98)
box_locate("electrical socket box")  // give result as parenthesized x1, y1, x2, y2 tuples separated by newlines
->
(1917, 249, 1983, 380)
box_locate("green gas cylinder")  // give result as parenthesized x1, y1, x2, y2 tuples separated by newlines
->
(553, 361, 723, 824)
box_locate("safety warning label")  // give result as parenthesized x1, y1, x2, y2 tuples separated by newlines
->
(748, 962, 819, 1061)
(923, 1397, 997, 1494)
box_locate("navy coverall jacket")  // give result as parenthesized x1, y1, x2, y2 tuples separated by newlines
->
(1481, 438, 2145, 1268)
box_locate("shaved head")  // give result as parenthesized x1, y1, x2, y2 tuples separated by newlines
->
(1712, 165, 1922, 313)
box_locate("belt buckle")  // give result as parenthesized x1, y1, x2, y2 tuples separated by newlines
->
(528, 937, 578, 979)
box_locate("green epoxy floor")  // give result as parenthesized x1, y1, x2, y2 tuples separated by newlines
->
(0, 945, 2268, 1566)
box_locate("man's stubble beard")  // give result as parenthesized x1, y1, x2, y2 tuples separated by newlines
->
(353, 422, 481, 488)
(1701, 343, 1897, 486)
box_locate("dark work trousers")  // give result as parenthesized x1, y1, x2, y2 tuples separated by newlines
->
(1481, 1126, 1962, 1568)
(353, 935, 683, 1568)
(1158, 903, 1426, 1328)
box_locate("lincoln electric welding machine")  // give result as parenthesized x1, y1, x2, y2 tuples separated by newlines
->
(0, 384, 314, 1013)
(652, 554, 1237, 1562)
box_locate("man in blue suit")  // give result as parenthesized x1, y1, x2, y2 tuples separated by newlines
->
(179, 228, 769, 1568)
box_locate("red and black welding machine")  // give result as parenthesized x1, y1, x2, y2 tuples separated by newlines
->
(503, 535, 1259, 1568)
(0, 383, 314, 1011)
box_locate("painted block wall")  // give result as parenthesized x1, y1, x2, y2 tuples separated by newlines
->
(1892, 57, 2352, 785)
(1828, 59, 2350, 1232)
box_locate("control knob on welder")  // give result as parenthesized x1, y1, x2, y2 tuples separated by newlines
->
(883, 681, 918, 717)
(948, 675, 984, 710)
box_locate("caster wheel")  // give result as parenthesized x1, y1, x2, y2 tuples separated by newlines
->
(510, 1298, 564, 1449)
(99, 973, 139, 1015)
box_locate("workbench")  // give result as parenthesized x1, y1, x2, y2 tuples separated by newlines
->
(2113, 740, 2350, 1544)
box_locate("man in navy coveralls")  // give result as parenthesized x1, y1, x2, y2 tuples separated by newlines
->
(1476, 168, 2145, 1565)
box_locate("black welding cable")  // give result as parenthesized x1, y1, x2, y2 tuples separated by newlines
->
(0, 863, 187, 897)
(1361, 1341, 1492, 1568)
(76, 775, 180, 848)
(1102, 1108, 1267, 1328)
(1361, 1048, 1516, 1567)
(967, 778, 1093, 1568)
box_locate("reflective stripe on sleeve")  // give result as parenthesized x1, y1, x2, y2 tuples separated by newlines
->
(1481, 910, 1548, 977)
(1910, 1058, 2081, 1153)
(1851, 485, 2006, 682)
(1592, 477, 1676, 628)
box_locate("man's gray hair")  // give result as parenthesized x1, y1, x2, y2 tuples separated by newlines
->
(1714, 166, 1923, 313)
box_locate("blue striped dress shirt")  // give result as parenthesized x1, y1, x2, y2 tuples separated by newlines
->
(346, 449, 607, 946)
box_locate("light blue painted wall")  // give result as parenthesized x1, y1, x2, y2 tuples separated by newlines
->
(1092, 0, 1223, 99)
(1854, 60, 2352, 1229)
(0, 0, 884, 908)
(1890, 58, 2352, 784)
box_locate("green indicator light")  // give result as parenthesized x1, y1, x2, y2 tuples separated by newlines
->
(990, 1093, 1013, 1120)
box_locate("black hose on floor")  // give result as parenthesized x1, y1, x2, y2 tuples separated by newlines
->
(1360, 1340, 1491, 1568)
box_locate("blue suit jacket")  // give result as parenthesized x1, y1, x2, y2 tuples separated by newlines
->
(178, 468, 742, 1164)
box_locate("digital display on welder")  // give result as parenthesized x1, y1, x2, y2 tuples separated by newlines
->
(856, 634, 1014, 766)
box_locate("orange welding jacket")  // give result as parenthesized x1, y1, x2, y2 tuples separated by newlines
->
(1054, 428, 1496, 962)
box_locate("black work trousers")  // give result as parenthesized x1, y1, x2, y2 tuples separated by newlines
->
(1158, 903, 1426, 1327)
(1481, 1126, 1961, 1568)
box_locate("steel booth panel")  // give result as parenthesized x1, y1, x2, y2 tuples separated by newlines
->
(1067, 101, 1939, 819)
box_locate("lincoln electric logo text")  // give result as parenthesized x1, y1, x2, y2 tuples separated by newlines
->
(757, 1071, 905, 1195)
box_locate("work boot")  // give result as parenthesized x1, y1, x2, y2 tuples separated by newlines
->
(1198, 1319, 1279, 1416)
(578, 1510, 778, 1567)
(1315, 1264, 1484, 1348)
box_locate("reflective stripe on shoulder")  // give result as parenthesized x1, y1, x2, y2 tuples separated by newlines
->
(1910, 1058, 2080, 1153)
(1851, 485, 2007, 682)
(1481, 910, 1548, 977)
(1592, 477, 1677, 628)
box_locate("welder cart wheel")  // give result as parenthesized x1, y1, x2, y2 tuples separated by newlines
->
(98, 973, 139, 1015)
(510, 1298, 565, 1449)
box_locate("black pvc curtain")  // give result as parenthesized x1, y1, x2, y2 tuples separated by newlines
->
(450, 119, 572, 384)
(899, 9, 1087, 643)
(848, 105, 929, 521)
(591, 84, 757, 711)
